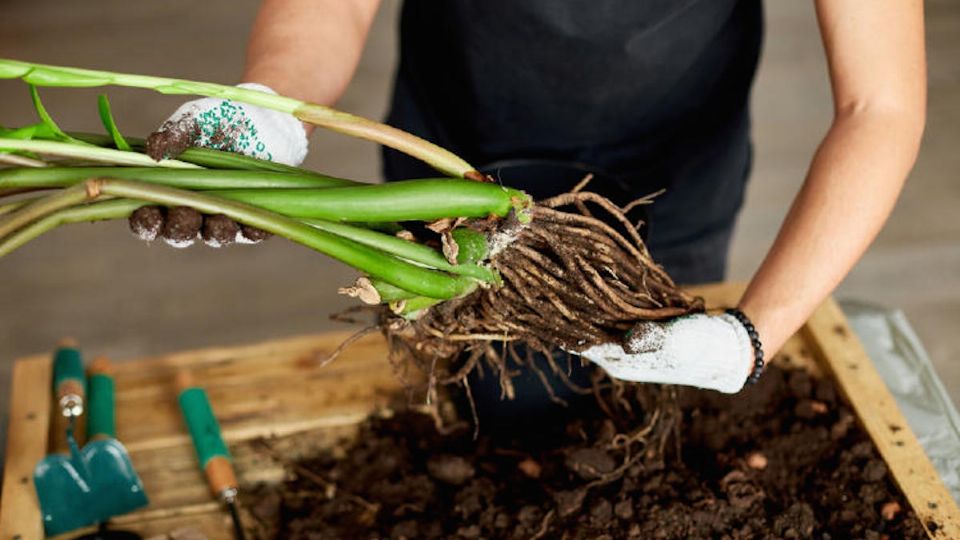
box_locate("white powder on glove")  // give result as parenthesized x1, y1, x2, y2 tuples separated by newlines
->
(162, 83, 308, 167)
(577, 313, 754, 394)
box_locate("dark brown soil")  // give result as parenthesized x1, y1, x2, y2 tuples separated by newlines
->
(145, 117, 199, 161)
(202, 213, 240, 246)
(248, 366, 926, 539)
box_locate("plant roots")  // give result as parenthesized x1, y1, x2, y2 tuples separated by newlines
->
(380, 190, 704, 445)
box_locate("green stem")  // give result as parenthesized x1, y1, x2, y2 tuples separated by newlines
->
(0, 199, 142, 257)
(0, 153, 48, 167)
(0, 167, 357, 191)
(97, 94, 131, 151)
(214, 179, 531, 222)
(303, 218, 497, 282)
(71, 132, 325, 174)
(0, 195, 44, 216)
(396, 296, 444, 318)
(367, 279, 420, 302)
(0, 59, 476, 177)
(0, 138, 200, 168)
(29, 85, 82, 144)
(86, 179, 477, 299)
(294, 104, 474, 177)
(0, 183, 93, 238)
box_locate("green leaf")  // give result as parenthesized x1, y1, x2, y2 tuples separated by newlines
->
(0, 127, 47, 159)
(0, 124, 39, 140)
(0, 59, 31, 79)
(29, 85, 70, 141)
(0, 122, 61, 142)
(97, 94, 131, 151)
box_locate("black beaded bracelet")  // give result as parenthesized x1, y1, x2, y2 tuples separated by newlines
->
(725, 308, 765, 385)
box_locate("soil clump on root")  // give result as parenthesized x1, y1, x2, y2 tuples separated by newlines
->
(249, 365, 926, 539)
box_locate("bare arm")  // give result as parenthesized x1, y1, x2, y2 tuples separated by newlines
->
(242, 0, 381, 134)
(739, 0, 926, 355)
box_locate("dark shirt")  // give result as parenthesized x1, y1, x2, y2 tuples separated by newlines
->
(383, 0, 764, 282)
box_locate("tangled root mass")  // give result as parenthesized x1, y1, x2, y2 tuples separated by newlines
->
(379, 190, 704, 439)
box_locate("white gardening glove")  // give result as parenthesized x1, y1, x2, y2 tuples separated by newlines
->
(577, 313, 756, 394)
(132, 83, 308, 248)
(146, 82, 308, 166)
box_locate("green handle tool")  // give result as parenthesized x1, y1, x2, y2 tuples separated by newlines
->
(35, 342, 144, 536)
(176, 370, 245, 540)
(86, 358, 116, 439)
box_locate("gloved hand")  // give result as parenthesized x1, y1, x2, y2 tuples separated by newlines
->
(146, 82, 308, 166)
(577, 313, 757, 394)
(133, 83, 308, 248)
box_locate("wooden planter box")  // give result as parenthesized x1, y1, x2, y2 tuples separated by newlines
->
(2, 283, 958, 539)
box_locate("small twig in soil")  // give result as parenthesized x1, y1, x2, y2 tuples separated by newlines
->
(610, 407, 660, 451)
(252, 439, 379, 514)
(463, 375, 480, 440)
(531, 509, 556, 540)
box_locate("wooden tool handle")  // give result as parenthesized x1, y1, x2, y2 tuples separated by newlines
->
(52, 339, 84, 418)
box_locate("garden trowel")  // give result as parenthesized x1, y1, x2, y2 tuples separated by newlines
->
(33, 343, 148, 537)
(79, 356, 149, 528)
(176, 370, 246, 540)
(34, 340, 94, 536)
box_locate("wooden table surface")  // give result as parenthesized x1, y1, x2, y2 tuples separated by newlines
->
(2, 283, 958, 539)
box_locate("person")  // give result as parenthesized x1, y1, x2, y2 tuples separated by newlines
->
(146, 1, 926, 396)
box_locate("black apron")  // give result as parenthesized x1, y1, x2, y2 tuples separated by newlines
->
(383, 0, 763, 284)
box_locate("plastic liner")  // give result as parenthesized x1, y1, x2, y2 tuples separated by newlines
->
(842, 300, 960, 503)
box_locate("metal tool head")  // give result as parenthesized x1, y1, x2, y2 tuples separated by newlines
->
(34, 426, 96, 535)
(83, 439, 150, 518)
(35, 349, 149, 536)
(34, 430, 149, 536)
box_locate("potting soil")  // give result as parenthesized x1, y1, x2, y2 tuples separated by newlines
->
(249, 365, 928, 539)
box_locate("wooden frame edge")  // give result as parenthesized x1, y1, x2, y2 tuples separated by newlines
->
(0, 356, 52, 540)
(804, 298, 960, 539)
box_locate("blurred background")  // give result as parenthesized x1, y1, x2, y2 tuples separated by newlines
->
(1, 0, 957, 456)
